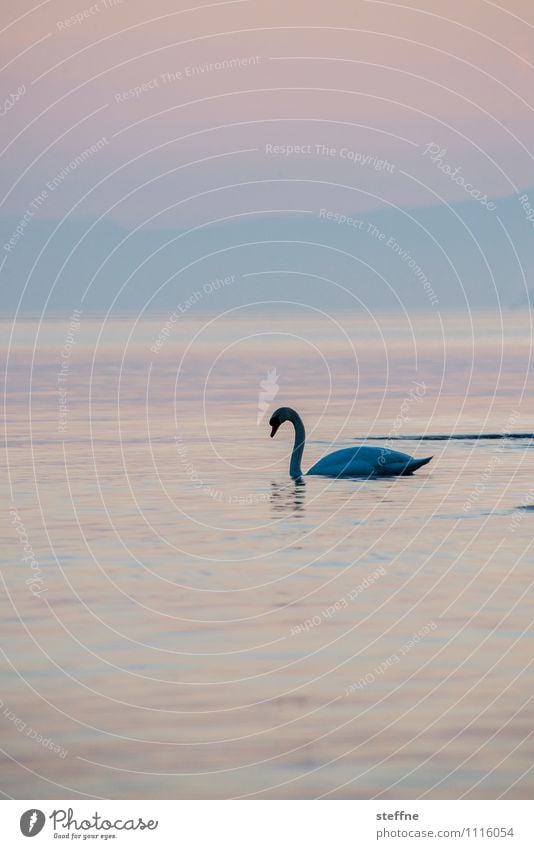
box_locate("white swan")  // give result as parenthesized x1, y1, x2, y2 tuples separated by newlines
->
(269, 407, 433, 479)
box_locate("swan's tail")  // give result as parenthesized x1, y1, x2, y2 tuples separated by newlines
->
(403, 456, 433, 475)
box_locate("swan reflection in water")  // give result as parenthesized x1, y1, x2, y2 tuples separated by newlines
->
(270, 478, 307, 515)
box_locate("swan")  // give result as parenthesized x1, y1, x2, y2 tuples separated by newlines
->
(269, 407, 433, 479)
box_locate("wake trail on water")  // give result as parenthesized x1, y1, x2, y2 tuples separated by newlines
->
(362, 433, 534, 442)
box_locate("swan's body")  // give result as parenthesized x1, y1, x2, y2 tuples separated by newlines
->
(269, 407, 432, 479)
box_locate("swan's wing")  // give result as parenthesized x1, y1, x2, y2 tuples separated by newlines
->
(307, 446, 379, 476)
(307, 446, 432, 477)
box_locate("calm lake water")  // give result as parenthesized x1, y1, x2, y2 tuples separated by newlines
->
(1, 311, 533, 799)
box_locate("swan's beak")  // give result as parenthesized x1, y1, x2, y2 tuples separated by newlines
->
(270, 420, 280, 438)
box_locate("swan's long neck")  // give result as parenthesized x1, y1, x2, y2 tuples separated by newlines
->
(289, 411, 306, 478)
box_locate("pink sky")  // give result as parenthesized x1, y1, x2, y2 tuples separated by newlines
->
(1, 0, 534, 226)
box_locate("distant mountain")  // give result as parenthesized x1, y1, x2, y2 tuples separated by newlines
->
(510, 289, 534, 309)
(2, 188, 533, 316)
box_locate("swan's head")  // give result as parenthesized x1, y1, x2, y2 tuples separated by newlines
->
(269, 407, 294, 437)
